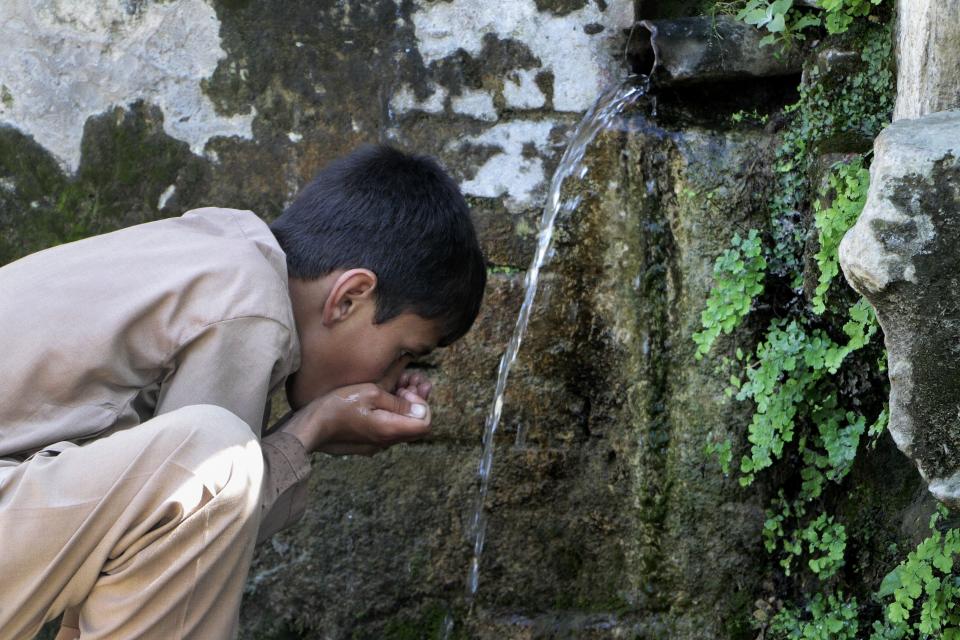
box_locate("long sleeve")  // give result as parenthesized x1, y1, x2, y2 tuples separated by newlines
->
(257, 429, 311, 542)
(154, 315, 311, 542)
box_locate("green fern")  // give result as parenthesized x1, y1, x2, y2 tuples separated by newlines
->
(812, 159, 870, 314)
(693, 229, 767, 359)
(876, 506, 960, 638)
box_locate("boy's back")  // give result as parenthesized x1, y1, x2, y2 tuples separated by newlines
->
(0, 206, 316, 640)
(0, 207, 298, 459)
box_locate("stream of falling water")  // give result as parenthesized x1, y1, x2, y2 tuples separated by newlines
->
(441, 75, 649, 638)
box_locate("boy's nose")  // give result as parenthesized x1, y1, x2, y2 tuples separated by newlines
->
(378, 357, 410, 391)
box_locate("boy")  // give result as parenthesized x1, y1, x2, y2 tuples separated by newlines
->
(0, 145, 487, 639)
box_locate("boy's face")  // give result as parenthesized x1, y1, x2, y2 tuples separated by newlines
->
(286, 271, 442, 410)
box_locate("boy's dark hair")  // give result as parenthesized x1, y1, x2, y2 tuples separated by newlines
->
(270, 144, 487, 346)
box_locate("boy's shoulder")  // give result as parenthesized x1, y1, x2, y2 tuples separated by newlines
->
(155, 207, 286, 280)
(136, 207, 293, 323)
(108, 206, 289, 293)
(1, 206, 294, 332)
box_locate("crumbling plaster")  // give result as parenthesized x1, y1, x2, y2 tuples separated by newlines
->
(405, 0, 632, 208)
(0, 0, 255, 172)
(0, 0, 632, 213)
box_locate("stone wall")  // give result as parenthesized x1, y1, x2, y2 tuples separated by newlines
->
(892, 0, 960, 120)
(238, 109, 787, 638)
(839, 114, 960, 504)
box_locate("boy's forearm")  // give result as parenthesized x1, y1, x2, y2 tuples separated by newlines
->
(258, 429, 312, 543)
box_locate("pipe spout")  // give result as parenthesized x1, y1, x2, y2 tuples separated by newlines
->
(627, 16, 803, 84)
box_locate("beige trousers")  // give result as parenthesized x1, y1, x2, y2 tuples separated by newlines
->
(0, 404, 265, 640)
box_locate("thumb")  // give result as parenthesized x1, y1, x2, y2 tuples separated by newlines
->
(397, 389, 430, 420)
(369, 389, 432, 443)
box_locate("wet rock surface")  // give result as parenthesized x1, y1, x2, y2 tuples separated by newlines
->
(240, 116, 783, 638)
(840, 111, 960, 503)
(629, 16, 803, 84)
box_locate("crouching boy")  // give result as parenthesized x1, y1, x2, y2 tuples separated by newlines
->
(0, 145, 486, 640)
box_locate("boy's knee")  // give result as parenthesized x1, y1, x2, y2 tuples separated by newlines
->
(151, 404, 264, 500)
(165, 403, 257, 447)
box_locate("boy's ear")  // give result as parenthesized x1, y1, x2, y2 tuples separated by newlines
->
(322, 268, 378, 326)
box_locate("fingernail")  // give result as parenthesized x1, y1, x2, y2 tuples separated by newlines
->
(409, 403, 427, 419)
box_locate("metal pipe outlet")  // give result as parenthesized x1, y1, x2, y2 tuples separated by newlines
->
(627, 16, 804, 84)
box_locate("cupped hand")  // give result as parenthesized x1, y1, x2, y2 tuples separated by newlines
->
(281, 382, 431, 457)
(377, 358, 433, 401)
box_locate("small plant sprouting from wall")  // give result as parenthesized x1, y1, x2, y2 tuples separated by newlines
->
(875, 506, 960, 638)
(764, 506, 960, 638)
(710, 0, 886, 49)
(695, 2, 960, 637)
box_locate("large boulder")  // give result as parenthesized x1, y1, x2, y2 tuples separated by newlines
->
(839, 110, 960, 503)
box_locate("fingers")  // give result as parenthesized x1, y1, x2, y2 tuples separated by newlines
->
(371, 387, 430, 421)
(399, 388, 430, 420)
(407, 371, 431, 400)
(417, 378, 432, 400)
(320, 382, 433, 452)
(397, 371, 433, 401)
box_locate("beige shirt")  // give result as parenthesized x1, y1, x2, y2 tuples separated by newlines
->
(0, 207, 312, 542)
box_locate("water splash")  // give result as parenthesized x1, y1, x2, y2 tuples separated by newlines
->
(442, 75, 649, 638)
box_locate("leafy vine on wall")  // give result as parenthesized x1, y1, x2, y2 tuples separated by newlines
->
(695, 1, 960, 637)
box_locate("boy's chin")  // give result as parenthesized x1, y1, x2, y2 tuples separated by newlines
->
(285, 378, 346, 411)
(284, 376, 311, 411)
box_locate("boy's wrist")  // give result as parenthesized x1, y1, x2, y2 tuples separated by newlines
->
(278, 401, 326, 453)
